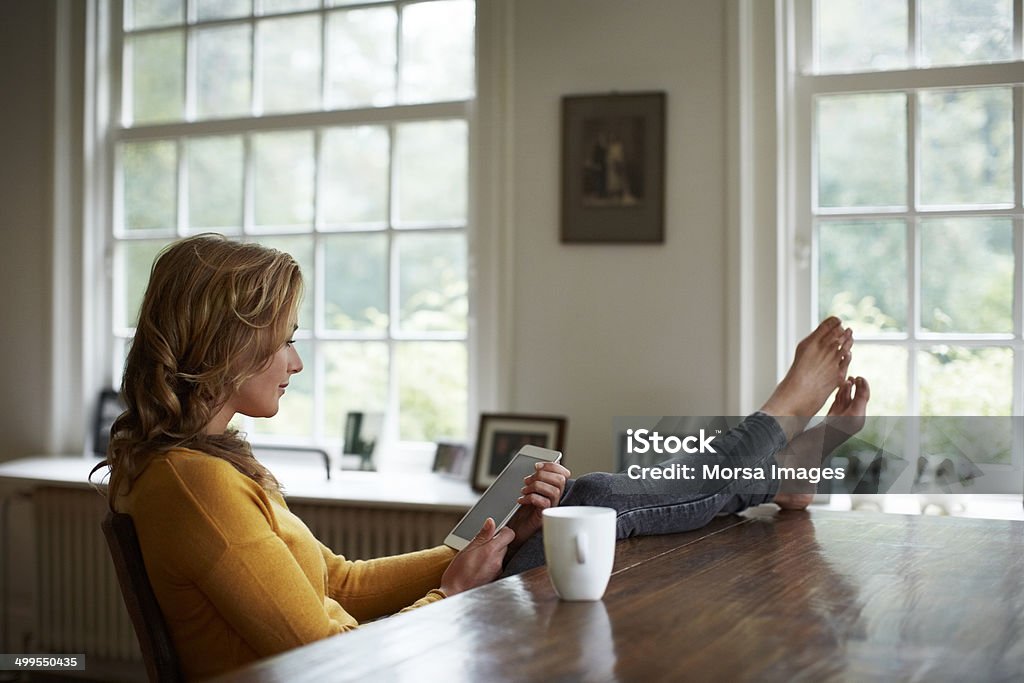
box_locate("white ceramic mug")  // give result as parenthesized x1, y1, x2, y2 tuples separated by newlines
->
(542, 506, 616, 601)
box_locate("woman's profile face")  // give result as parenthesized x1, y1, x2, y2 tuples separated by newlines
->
(228, 328, 303, 421)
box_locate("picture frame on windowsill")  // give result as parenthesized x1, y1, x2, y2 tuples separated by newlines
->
(472, 413, 567, 491)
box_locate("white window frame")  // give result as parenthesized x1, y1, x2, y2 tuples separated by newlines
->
(778, 0, 1024, 493)
(77, 0, 512, 461)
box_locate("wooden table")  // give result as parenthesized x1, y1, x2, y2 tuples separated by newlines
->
(209, 507, 1024, 682)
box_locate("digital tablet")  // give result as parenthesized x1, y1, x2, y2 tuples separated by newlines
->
(444, 445, 562, 550)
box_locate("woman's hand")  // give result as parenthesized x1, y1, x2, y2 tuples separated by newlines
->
(505, 461, 572, 555)
(439, 518, 515, 596)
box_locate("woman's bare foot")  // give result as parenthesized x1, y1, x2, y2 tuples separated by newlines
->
(760, 317, 853, 440)
(773, 375, 871, 510)
(826, 375, 870, 435)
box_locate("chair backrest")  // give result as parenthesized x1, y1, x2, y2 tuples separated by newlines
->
(101, 512, 185, 683)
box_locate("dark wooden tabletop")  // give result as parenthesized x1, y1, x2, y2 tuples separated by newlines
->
(210, 508, 1024, 682)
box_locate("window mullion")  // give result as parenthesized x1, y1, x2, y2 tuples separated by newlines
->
(185, 25, 196, 121)
(908, 216, 920, 417)
(242, 133, 254, 235)
(248, 16, 257, 116)
(386, 115, 399, 443)
(319, 3, 328, 109)
(806, 62, 1024, 96)
(395, 2, 404, 104)
(1015, 212, 1023, 418)
(907, 84, 920, 417)
(908, 0, 918, 68)
(176, 139, 187, 237)
(1016, 84, 1023, 210)
(1016, 78, 1023, 422)
(252, 18, 263, 116)
(387, 228, 400, 443)
(1016, 0, 1023, 60)
(116, 101, 470, 141)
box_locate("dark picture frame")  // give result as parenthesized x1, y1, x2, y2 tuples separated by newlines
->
(472, 413, 567, 491)
(561, 91, 666, 243)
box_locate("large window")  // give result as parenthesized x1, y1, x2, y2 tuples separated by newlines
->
(783, 0, 1023, 488)
(107, 0, 475, 448)
(786, 0, 1022, 413)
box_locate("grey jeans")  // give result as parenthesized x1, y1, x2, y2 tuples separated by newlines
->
(501, 412, 787, 576)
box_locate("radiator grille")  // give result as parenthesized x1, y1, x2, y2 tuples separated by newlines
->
(289, 503, 461, 560)
(33, 487, 137, 660)
(31, 486, 461, 663)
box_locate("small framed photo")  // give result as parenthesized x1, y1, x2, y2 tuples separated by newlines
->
(472, 413, 567, 491)
(432, 442, 470, 479)
(561, 91, 666, 243)
(93, 389, 124, 456)
(341, 411, 384, 471)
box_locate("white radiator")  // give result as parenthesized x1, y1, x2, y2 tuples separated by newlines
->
(30, 486, 461, 664)
(288, 503, 461, 560)
(33, 487, 138, 662)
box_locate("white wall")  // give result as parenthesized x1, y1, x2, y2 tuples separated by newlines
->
(0, 0, 56, 462)
(507, 0, 735, 474)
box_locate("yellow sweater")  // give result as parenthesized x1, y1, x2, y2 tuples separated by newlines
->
(117, 448, 457, 681)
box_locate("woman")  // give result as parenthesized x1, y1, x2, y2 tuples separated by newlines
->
(94, 235, 867, 680)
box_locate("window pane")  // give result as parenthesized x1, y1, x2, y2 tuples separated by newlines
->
(250, 339, 314, 438)
(116, 240, 170, 329)
(397, 233, 467, 333)
(818, 220, 906, 332)
(920, 218, 1013, 333)
(323, 342, 389, 439)
(196, 24, 251, 119)
(848, 345, 907, 415)
(399, 0, 475, 103)
(122, 140, 177, 232)
(188, 136, 243, 232)
(258, 16, 321, 114)
(918, 87, 1013, 207)
(919, 346, 1012, 415)
(321, 126, 390, 226)
(816, 93, 906, 209)
(814, 0, 907, 73)
(395, 120, 467, 224)
(251, 235, 314, 329)
(126, 31, 184, 125)
(323, 233, 388, 331)
(253, 131, 314, 228)
(262, 0, 318, 13)
(330, 0, 390, 5)
(326, 8, 397, 109)
(397, 342, 466, 441)
(919, 0, 1013, 67)
(196, 0, 251, 21)
(126, 0, 183, 30)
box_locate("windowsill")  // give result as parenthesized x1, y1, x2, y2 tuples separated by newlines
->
(813, 493, 1024, 521)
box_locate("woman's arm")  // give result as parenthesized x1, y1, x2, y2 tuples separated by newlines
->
(318, 543, 456, 622)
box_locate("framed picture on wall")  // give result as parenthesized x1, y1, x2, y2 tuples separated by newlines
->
(561, 91, 666, 243)
(472, 413, 567, 491)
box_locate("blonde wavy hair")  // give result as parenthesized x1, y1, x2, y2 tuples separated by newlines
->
(93, 234, 303, 503)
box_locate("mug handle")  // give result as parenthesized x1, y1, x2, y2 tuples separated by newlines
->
(575, 532, 587, 564)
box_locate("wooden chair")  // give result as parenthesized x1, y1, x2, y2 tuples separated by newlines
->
(101, 512, 184, 683)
